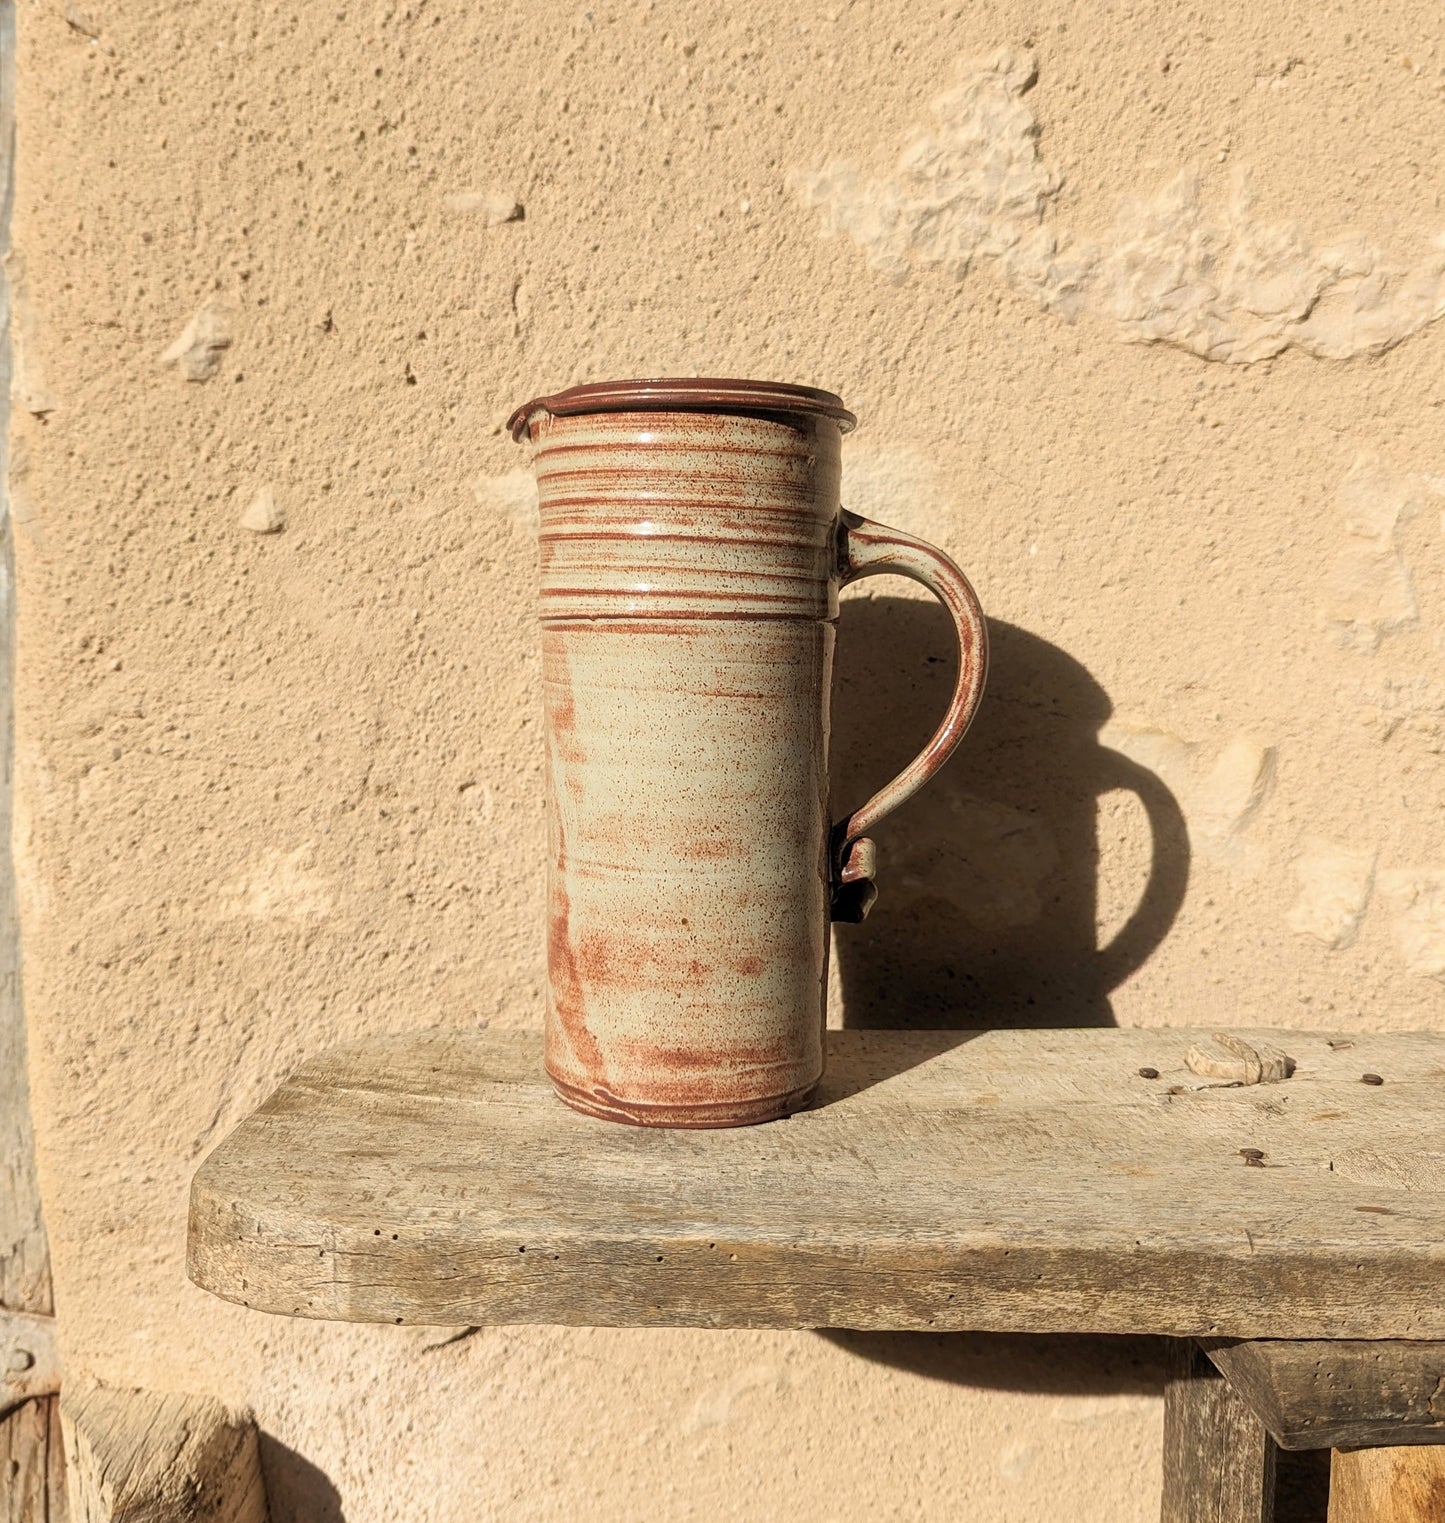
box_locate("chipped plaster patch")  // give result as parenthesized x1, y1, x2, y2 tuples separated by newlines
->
(11, 747, 56, 924)
(474, 468, 539, 532)
(216, 843, 333, 922)
(239, 485, 285, 534)
(1102, 721, 1275, 872)
(1378, 869, 1445, 981)
(685, 1364, 789, 1431)
(444, 190, 523, 225)
(1048, 1393, 1161, 1424)
(64, 4, 100, 39)
(1190, 737, 1276, 849)
(1360, 675, 1445, 749)
(7, 434, 39, 542)
(796, 50, 1445, 364)
(5, 251, 59, 415)
(159, 300, 233, 381)
(1325, 452, 1435, 651)
(838, 444, 955, 550)
(796, 49, 1057, 285)
(1286, 837, 1377, 949)
(1037, 174, 1445, 363)
(999, 1441, 1040, 1481)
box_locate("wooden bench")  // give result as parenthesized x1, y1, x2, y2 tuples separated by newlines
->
(188, 1027, 1445, 1521)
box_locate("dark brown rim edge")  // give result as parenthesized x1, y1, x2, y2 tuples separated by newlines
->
(508, 377, 857, 441)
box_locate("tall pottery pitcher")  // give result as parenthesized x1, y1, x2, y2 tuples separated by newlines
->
(509, 379, 988, 1127)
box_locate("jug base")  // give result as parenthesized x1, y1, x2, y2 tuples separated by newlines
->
(549, 1072, 819, 1129)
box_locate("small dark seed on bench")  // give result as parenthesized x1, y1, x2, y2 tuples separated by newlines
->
(1137, 1066, 1160, 1079)
(1361, 1073, 1385, 1085)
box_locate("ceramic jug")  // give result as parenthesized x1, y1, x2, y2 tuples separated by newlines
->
(508, 378, 987, 1127)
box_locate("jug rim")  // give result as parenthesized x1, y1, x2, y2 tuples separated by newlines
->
(508, 377, 857, 441)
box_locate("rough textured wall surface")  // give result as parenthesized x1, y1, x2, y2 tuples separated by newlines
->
(11, 0, 1445, 1516)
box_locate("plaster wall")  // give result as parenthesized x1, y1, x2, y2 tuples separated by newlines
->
(11, 0, 1445, 1516)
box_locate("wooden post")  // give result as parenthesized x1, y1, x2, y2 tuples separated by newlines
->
(60, 1386, 269, 1523)
(1328, 1448, 1445, 1523)
(1162, 1341, 1277, 1523)
(0, 4, 64, 1517)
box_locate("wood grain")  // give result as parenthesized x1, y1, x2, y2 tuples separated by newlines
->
(1328, 1447, 1445, 1523)
(189, 1027, 1445, 1335)
(0, 16, 62, 1486)
(1, 1396, 66, 1523)
(60, 1386, 268, 1523)
(1162, 1341, 1277, 1523)
(1207, 1341, 1445, 1451)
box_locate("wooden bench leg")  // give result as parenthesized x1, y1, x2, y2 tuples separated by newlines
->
(1328, 1447, 1445, 1523)
(1162, 1341, 1278, 1523)
(61, 1385, 269, 1523)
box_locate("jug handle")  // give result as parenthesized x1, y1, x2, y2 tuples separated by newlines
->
(830, 510, 989, 923)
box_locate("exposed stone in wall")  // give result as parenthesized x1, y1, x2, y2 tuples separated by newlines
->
(216, 843, 334, 923)
(239, 485, 285, 534)
(159, 300, 234, 381)
(5, 251, 58, 415)
(797, 50, 1445, 363)
(475, 468, 539, 533)
(796, 50, 1058, 286)
(1101, 722, 1275, 873)
(1325, 452, 1435, 651)
(1287, 838, 1377, 950)
(444, 189, 524, 225)
(1380, 870, 1445, 982)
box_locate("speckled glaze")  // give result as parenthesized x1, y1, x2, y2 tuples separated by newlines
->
(511, 380, 988, 1127)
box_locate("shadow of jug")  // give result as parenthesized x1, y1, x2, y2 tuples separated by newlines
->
(829, 599, 1190, 1030)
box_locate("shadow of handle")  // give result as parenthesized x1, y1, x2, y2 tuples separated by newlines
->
(830, 510, 990, 923)
(1092, 748, 1192, 991)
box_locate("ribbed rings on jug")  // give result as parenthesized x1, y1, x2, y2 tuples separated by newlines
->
(533, 410, 843, 623)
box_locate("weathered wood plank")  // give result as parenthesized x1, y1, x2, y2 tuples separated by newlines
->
(0, 2, 61, 1499)
(1162, 1341, 1276, 1523)
(60, 1386, 268, 1523)
(189, 1027, 1445, 1335)
(0, 0, 42, 1332)
(1, 1394, 67, 1523)
(1327, 1447, 1445, 1523)
(1207, 1341, 1445, 1451)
